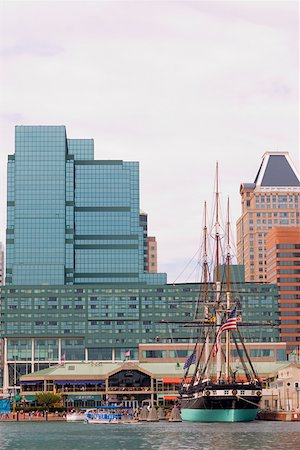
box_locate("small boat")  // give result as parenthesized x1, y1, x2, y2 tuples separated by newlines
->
(66, 408, 97, 422)
(86, 414, 121, 424)
(85, 405, 138, 425)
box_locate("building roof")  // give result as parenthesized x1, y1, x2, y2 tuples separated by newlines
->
(20, 361, 185, 381)
(20, 361, 290, 382)
(254, 152, 300, 188)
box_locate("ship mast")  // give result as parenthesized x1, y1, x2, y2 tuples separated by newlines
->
(203, 201, 209, 374)
(215, 162, 222, 379)
(225, 197, 231, 379)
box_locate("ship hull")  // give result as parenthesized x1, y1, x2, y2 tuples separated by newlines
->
(180, 386, 261, 422)
(181, 407, 258, 422)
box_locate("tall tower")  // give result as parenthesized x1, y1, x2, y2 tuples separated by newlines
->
(266, 227, 300, 354)
(236, 152, 300, 282)
(6, 126, 166, 285)
(147, 236, 158, 273)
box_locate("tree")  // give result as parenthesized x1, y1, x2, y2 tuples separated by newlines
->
(36, 392, 61, 408)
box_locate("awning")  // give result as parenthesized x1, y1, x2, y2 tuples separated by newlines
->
(20, 381, 43, 385)
(163, 378, 182, 384)
(23, 395, 37, 402)
(54, 380, 104, 385)
(164, 395, 178, 400)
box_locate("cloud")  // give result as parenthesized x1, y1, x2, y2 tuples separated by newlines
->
(0, 1, 298, 282)
(0, 42, 63, 58)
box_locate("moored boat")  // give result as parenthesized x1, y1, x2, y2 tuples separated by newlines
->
(85, 405, 138, 424)
(66, 408, 97, 422)
(178, 164, 263, 422)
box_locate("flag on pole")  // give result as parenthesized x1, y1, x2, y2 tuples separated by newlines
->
(213, 307, 237, 357)
(123, 350, 131, 358)
(183, 352, 196, 369)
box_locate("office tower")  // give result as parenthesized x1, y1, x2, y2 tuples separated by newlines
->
(0, 242, 4, 285)
(266, 227, 300, 353)
(147, 237, 157, 273)
(139, 213, 158, 273)
(237, 152, 300, 282)
(0, 278, 279, 389)
(139, 212, 148, 271)
(6, 126, 166, 285)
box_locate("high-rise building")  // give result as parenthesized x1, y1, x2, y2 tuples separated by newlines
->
(6, 126, 166, 286)
(0, 242, 4, 285)
(147, 236, 158, 273)
(139, 213, 158, 273)
(1, 129, 283, 393)
(237, 152, 300, 282)
(139, 211, 149, 272)
(266, 227, 300, 353)
(0, 278, 279, 390)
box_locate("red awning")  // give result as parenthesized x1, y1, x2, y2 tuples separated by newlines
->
(164, 395, 179, 400)
(163, 378, 182, 384)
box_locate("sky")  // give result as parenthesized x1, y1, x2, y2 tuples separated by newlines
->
(0, 0, 299, 283)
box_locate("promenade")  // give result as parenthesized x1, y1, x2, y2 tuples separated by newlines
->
(0, 412, 65, 422)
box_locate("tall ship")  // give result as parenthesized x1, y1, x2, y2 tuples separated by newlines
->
(179, 165, 263, 422)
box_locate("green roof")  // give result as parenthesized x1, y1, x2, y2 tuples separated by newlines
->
(20, 361, 290, 382)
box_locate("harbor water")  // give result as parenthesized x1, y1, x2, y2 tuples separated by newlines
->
(0, 421, 299, 450)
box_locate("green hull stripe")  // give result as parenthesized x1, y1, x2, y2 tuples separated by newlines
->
(181, 408, 258, 422)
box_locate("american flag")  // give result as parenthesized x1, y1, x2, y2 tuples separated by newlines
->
(183, 352, 196, 369)
(213, 307, 237, 356)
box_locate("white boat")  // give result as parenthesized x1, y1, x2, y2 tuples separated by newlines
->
(86, 416, 121, 424)
(86, 416, 140, 425)
(66, 408, 97, 422)
(85, 406, 138, 424)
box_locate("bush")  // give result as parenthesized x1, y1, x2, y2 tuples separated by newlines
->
(36, 392, 62, 408)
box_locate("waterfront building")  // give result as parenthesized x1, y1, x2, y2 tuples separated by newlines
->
(6, 126, 166, 286)
(0, 243, 4, 386)
(138, 342, 287, 364)
(0, 242, 4, 286)
(269, 363, 300, 411)
(147, 237, 158, 273)
(266, 227, 300, 354)
(0, 278, 280, 391)
(1, 128, 285, 397)
(19, 359, 290, 410)
(236, 152, 300, 283)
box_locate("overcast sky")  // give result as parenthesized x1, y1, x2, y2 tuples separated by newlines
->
(0, 0, 299, 283)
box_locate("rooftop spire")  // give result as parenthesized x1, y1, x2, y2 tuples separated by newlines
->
(254, 152, 300, 188)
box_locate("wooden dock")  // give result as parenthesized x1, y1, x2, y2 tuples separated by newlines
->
(258, 410, 300, 422)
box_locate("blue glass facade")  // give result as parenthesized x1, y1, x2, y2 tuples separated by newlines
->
(6, 126, 166, 285)
(0, 280, 280, 387)
(0, 281, 280, 355)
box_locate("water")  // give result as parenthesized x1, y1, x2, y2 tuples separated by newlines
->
(0, 421, 299, 450)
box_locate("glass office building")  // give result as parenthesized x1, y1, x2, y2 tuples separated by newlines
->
(0, 281, 280, 387)
(6, 126, 166, 286)
(2, 126, 282, 391)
